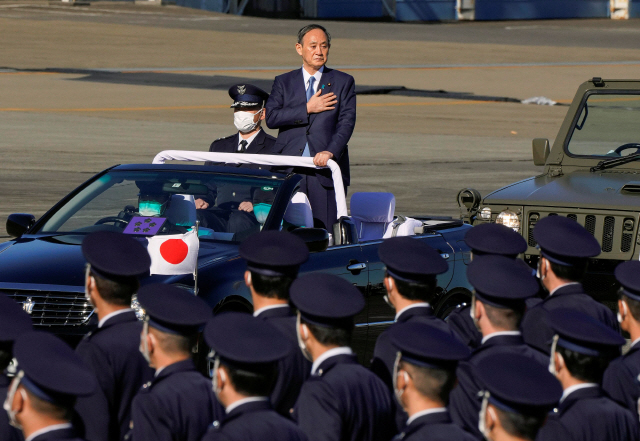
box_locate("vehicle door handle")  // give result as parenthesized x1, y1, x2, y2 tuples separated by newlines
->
(347, 262, 367, 272)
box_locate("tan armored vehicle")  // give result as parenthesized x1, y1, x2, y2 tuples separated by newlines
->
(458, 78, 640, 306)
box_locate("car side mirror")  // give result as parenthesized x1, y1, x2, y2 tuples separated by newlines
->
(290, 228, 329, 253)
(7, 213, 36, 238)
(532, 138, 550, 166)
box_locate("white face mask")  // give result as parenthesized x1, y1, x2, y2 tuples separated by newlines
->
(618, 300, 628, 324)
(296, 313, 313, 362)
(85, 265, 94, 307)
(536, 259, 548, 283)
(3, 372, 24, 430)
(139, 319, 151, 364)
(478, 393, 495, 441)
(234, 109, 262, 133)
(548, 334, 560, 376)
(210, 355, 225, 402)
(392, 352, 407, 407)
(470, 293, 480, 332)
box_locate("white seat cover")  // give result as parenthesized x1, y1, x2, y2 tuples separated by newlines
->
(165, 194, 197, 227)
(350, 192, 395, 241)
(284, 192, 314, 228)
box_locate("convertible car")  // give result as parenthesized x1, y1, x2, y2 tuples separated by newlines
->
(1, 152, 472, 363)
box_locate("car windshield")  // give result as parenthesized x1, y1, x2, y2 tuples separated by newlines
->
(36, 170, 284, 241)
(567, 93, 640, 157)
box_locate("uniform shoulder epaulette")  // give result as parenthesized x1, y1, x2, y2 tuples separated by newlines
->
(214, 134, 236, 142)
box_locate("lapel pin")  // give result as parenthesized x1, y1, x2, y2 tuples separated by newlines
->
(321, 84, 326, 89)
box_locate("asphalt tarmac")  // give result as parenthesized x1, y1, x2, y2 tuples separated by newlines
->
(2, 2, 640, 240)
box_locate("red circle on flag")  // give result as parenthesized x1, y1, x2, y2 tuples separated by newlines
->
(160, 239, 189, 265)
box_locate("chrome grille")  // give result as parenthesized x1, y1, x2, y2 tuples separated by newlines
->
(1, 290, 93, 326)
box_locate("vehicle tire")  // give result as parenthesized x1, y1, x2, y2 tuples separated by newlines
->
(433, 289, 472, 320)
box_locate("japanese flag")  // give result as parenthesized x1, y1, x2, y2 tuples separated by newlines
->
(146, 229, 199, 276)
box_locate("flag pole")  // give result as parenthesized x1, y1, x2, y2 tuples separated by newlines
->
(194, 220, 199, 296)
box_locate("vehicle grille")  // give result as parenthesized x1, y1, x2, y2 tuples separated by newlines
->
(0, 289, 93, 327)
(526, 211, 636, 255)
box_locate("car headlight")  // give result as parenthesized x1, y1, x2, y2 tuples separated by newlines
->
(479, 207, 492, 220)
(131, 294, 146, 321)
(496, 210, 521, 232)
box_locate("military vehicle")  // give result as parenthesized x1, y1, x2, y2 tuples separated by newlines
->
(458, 78, 640, 306)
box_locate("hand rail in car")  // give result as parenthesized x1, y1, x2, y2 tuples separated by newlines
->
(152, 151, 348, 219)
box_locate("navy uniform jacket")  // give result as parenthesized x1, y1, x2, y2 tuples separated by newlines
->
(202, 400, 308, 441)
(537, 386, 639, 441)
(255, 306, 311, 417)
(603, 340, 640, 418)
(0, 374, 23, 441)
(129, 359, 222, 441)
(449, 333, 549, 439)
(265, 67, 355, 189)
(521, 284, 620, 354)
(370, 305, 452, 430)
(206, 130, 276, 170)
(293, 353, 395, 441)
(75, 311, 154, 441)
(29, 427, 85, 441)
(394, 410, 477, 441)
(446, 305, 482, 350)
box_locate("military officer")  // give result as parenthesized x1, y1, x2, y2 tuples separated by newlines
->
(449, 255, 548, 439)
(538, 308, 638, 441)
(369, 237, 451, 428)
(0, 294, 33, 441)
(447, 223, 529, 349)
(388, 322, 474, 441)
(202, 312, 308, 441)
(75, 231, 154, 441)
(4, 331, 97, 441)
(129, 284, 222, 441)
(475, 353, 562, 441)
(239, 230, 311, 417)
(603, 261, 640, 418)
(521, 216, 619, 354)
(291, 273, 395, 441)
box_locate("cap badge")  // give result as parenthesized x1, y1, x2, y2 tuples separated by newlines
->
(23, 297, 35, 315)
(237, 85, 246, 95)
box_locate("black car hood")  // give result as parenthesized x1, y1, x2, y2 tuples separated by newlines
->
(0, 234, 238, 288)
(484, 170, 640, 211)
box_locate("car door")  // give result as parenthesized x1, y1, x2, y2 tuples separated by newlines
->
(359, 234, 454, 365)
(299, 242, 369, 364)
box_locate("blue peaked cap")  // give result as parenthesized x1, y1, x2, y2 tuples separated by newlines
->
(229, 84, 269, 108)
(548, 308, 624, 357)
(465, 223, 527, 258)
(533, 216, 600, 266)
(389, 322, 469, 368)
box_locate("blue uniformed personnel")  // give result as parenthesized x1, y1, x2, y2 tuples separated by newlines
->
(290, 273, 395, 441)
(370, 237, 452, 428)
(128, 284, 222, 441)
(238, 230, 311, 417)
(0, 294, 33, 441)
(5, 331, 97, 441)
(202, 312, 308, 441)
(447, 223, 529, 349)
(449, 255, 548, 438)
(520, 216, 619, 354)
(603, 261, 640, 418)
(388, 322, 474, 441)
(75, 231, 154, 441)
(475, 353, 562, 441)
(537, 308, 638, 441)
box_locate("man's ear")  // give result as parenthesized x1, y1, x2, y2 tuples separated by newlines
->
(475, 300, 485, 320)
(244, 270, 252, 288)
(295, 43, 303, 56)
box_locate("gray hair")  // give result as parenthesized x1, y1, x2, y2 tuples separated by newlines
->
(297, 24, 331, 46)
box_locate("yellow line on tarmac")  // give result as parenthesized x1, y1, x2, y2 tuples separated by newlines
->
(0, 100, 500, 113)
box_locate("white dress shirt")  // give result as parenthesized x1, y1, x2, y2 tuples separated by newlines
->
(98, 308, 133, 328)
(238, 129, 261, 151)
(481, 331, 522, 345)
(311, 346, 353, 375)
(302, 65, 324, 95)
(560, 383, 598, 403)
(406, 407, 447, 426)
(26, 423, 73, 441)
(395, 303, 430, 322)
(225, 396, 269, 414)
(253, 303, 289, 317)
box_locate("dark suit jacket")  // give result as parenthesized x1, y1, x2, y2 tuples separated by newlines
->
(293, 354, 395, 441)
(255, 306, 311, 417)
(75, 311, 154, 441)
(537, 386, 639, 441)
(603, 340, 640, 417)
(394, 411, 477, 441)
(521, 283, 619, 354)
(448, 334, 549, 439)
(206, 129, 276, 170)
(0, 375, 23, 441)
(265, 67, 356, 187)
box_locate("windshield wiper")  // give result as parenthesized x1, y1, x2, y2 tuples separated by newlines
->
(591, 153, 640, 172)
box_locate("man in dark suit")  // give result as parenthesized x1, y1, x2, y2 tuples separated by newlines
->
(448, 256, 548, 439)
(75, 232, 154, 441)
(265, 24, 356, 231)
(239, 231, 311, 417)
(128, 284, 222, 441)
